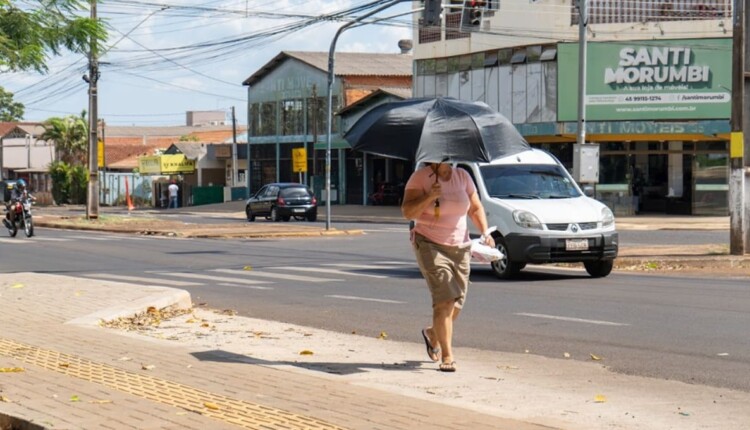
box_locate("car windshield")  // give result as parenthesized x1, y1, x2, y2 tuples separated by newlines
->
(479, 163, 581, 199)
(280, 187, 311, 198)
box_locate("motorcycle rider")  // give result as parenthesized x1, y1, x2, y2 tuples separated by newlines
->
(4, 179, 32, 228)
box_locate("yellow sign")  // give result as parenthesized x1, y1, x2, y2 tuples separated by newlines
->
(138, 154, 196, 175)
(97, 140, 105, 168)
(730, 132, 744, 158)
(292, 148, 307, 173)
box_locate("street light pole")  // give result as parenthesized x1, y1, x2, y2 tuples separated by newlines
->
(575, 0, 588, 148)
(325, 0, 406, 230)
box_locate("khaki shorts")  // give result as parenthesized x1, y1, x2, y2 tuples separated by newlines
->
(412, 233, 471, 308)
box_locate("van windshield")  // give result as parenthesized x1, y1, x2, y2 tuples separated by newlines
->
(479, 164, 581, 199)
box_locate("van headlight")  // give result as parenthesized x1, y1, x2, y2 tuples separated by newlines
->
(513, 210, 542, 230)
(601, 207, 615, 227)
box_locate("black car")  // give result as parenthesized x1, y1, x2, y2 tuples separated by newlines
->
(245, 183, 317, 222)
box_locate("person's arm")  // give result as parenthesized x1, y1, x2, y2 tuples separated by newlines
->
(467, 191, 495, 247)
(401, 187, 437, 220)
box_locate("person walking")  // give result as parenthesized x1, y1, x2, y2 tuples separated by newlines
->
(401, 161, 494, 372)
(168, 180, 179, 209)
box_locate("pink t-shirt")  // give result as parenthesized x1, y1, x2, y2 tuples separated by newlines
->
(406, 165, 476, 247)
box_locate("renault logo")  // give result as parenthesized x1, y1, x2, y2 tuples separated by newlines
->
(571, 224, 579, 233)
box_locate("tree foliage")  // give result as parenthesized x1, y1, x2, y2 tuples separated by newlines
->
(41, 112, 89, 165)
(0, 0, 107, 73)
(0, 86, 24, 121)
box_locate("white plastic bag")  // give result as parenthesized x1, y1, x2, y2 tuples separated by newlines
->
(470, 226, 503, 263)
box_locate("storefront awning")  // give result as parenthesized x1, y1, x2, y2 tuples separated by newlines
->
(313, 137, 351, 150)
(138, 154, 196, 175)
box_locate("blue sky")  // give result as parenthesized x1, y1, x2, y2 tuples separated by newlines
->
(5, 0, 414, 127)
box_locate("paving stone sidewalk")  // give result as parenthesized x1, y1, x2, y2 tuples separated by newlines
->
(0, 273, 553, 430)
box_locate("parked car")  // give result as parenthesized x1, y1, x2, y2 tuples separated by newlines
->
(457, 149, 618, 279)
(246, 183, 317, 222)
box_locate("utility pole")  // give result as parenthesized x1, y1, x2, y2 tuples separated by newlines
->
(231, 106, 238, 187)
(85, 0, 99, 219)
(576, 0, 588, 148)
(730, 0, 748, 254)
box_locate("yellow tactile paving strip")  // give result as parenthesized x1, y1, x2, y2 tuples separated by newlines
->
(0, 337, 347, 430)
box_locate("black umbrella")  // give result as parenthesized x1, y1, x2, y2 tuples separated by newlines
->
(344, 97, 530, 164)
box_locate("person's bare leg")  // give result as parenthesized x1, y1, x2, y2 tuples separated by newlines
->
(432, 299, 456, 368)
(426, 306, 460, 352)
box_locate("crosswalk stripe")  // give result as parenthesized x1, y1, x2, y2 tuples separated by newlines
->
(212, 268, 341, 283)
(217, 282, 273, 290)
(326, 295, 405, 304)
(84, 273, 201, 287)
(152, 272, 272, 286)
(323, 263, 415, 270)
(274, 267, 389, 279)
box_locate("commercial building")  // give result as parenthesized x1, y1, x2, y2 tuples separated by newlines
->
(412, 0, 732, 215)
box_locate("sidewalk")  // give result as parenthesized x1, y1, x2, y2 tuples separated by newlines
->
(3, 273, 750, 430)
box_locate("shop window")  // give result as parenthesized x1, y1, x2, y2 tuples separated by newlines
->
(527, 46, 542, 63)
(282, 99, 303, 136)
(540, 47, 557, 62)
(472, 52, 484, 69)
(483, 52, 498, 68)
(458, 55, 471, 71)
(436, 58, 448, 74)
(260, 102, 276, 136)
(510, 49, 526, 64)
(498, 49, 512, 66)
(250, 103, 260, 136)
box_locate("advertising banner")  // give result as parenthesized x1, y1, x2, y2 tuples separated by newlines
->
(558, 38, 732, 121)
(138, 154, 196, 174)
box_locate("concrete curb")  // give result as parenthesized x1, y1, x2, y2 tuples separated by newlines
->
(65, 287, 192, 327)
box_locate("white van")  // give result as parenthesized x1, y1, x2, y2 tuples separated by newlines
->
(458, 148, 618, 279)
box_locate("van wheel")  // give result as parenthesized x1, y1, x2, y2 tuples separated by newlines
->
(584, 260, 614, 278)
(490, 235, 524, 279)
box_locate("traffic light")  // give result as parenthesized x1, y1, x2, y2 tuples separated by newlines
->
(424, 0, 442, 26)
(462, 0, 484, 28)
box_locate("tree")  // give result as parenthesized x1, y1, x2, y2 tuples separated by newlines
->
(0, 86, 24, 121)
(0, 0, 107, 73)
(41, 111, 89, 165)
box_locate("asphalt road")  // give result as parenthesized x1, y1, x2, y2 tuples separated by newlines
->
(1, 225, 747, 393)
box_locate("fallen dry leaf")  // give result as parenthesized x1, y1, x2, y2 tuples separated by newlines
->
(70, 395, 81, 402)
(117, 356, 132, 361)
(10, 283, 24, 289)
(243, 265, 253, 271)
(563, 352, 571, 358)
(299, 350, 314, 356)
(89, 399, 113, 404)
(594, 394, 607, 403)
(58, 363, 70, 368)
(204, 402, 220, 410)
(0, 367, 24, 373)
(590, 354, 603, 361)
(0, 396, 10, 402)
(200, 323, 210, 328)
(378, 331, 388, 340)
(141, 364, 156, 371)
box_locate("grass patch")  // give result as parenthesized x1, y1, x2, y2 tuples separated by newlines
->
(56, 215, 160, 226)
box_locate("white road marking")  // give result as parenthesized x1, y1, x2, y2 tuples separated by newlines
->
(212, 268, 341, 283)
(25, 237, 69, 242)
(326, 295, 405, 304)
(515, 312, 630, 326)
(154, 272, 272, 286)
(217, 282, 273, 290)
(323, 263, 414, 270)
(274, 267, 389, 279)
(84, 273, 201, 287)
(0, 238, 33, 244)
(65, 235, 111, 241)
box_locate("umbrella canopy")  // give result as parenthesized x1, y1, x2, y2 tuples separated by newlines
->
(344, 97, 530, 164)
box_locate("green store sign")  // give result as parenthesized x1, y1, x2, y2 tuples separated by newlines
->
(558, 38, 732, 121)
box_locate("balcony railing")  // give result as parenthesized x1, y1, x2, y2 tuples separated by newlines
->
(571, 0, 731, 25)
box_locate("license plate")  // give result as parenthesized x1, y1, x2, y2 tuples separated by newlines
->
(293, 208, 305, 213)
(565, 239, 589, 251)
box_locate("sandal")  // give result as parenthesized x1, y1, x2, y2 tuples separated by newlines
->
(421, 329, 440, 362)
(439, 361, 457, 372)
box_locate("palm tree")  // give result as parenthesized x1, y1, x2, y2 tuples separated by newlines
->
(41, 111, 89, 165)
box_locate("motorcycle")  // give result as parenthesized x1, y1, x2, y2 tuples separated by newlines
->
(3, 196, 34, 238)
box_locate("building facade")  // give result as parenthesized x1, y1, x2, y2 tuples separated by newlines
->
(413, 0, 732, 215)
(243, 50, 413, 204)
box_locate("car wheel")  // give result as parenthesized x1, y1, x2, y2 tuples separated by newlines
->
(245, 206, 255, 222)
(584, 260, 614, 278)
(307, 212, 317, 222)
(270, 207, 280, 222)
(490, 235, 524, 280)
